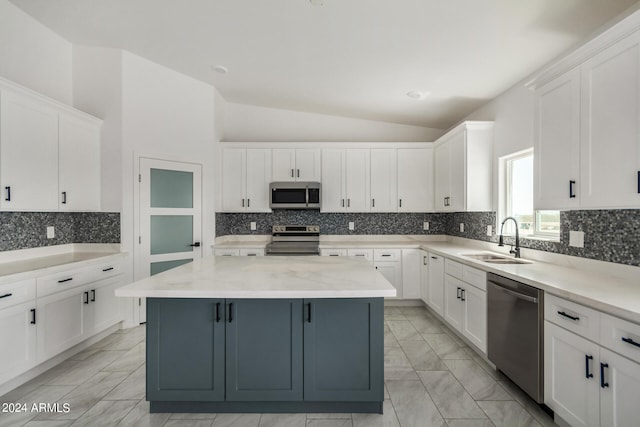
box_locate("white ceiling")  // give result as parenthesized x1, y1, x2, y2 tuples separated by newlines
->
(10, 0, 640, 129)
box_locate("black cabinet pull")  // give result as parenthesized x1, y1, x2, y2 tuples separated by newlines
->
(30, 308, 36, 325)
(423, 256, 427, 265)
(57, 278, 73, 283)
(90, 289, 96, 302)
(569, 180, 576, 198)
(381, 254, 391, 257)
(189, 242, 201, 247)
(4, 186, 10, 202)
(600, 362, 609, 388)
(247, 198, 250, 207)
(461, 289, 466, 301)
(557, 310, 579, 321)
(622, 337, 640, 349)
(399, 199, 402, 208)
(0, 293, 12, 299)
(291, 169, 294, 178)
(61, 191, 67, 204)
(585, 355, 594, 379)
(84, 291, 89, 304)
(456, 287, 461, 299)
(215, 302, 221, 322)
(637, 171, 639, 194)
(306, 303, 312, 323)
(102, 267, 114, 272)
(241, 198, 245, 207)
(297, 169, 300, 178)
(372, 198, 375, 207)
(431, 256, 438, 260)
(228, 302, 233, 322)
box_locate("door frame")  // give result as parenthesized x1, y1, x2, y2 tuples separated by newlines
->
(133, 152, 204, 324)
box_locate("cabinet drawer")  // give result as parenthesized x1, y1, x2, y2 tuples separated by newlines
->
(0, 279, 36, 310)
(239, 248, 265, 257)
(347, 249, 373, 262)
(373, 249, 400, 262)
(545, 294, 600, 342)
(445, 259, 463, 280)
(462, 265, 487, 291)
(214, 248, 240, 256)
(601, 313, 640, 364)
(87, 260, 123, 283)
(37, 266, 95, 298)
(320, 249, 348, 257)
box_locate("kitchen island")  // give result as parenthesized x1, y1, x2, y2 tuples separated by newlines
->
(115, 255, 396, 414)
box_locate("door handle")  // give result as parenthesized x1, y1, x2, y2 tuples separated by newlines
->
(90, 289, 96, 302)
(297, 169, 300, 178)
(341, 199, 344, 207)
(228, 302, 233, 322)
(84, 291, 89, 304)
(423, 256, 427, 265)
(0, 293, 12, 299)
(215, 302, 221, 322)
(102, 267, 114, 272)
(600, 362, 609, 388)
(30, 308, 36, 325)
(585, 354, 594, 379)
(557, 311, 579, 321)
(242, 198, 245, 207)
(190, 242, 201, 247)
(61, 191, 67, 204)
(399, 198, 402, 208)
(622, 337, 640, 349)
(372, 198, 375, 208)
(4, 186, 10, 202)
(569, 180, 576, 198)
(461, 288, 466, 301)
(291, 169, 294, 178)
(247, 198, 250, 207)
(456, 287, 461, 299)
(58, 278, 73, 284)
(347, 198, 350, 208)
(306, 303, 312, 323)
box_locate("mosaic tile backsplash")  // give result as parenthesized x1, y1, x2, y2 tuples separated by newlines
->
(0, 212, 120, 251)
(216, 209, 640, 266)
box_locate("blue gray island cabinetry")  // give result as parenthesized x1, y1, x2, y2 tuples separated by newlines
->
(115, 255, 396, 413)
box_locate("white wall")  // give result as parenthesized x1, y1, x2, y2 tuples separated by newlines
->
(0, 0, 72, 104)
(223, 102, 445, 142)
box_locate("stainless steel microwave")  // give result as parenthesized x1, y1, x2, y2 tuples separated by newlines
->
(269, 182, 321, 209)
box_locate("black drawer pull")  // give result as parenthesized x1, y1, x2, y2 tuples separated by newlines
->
(30, 308, 36, 325)
(557, 310, 579, 321)
(90, 289, 96, 302)
(431, 256, 438, 260)
(622, 337, 640, 349)
(569, 180, 576, 198)
(5, 186, 10, 202)
(381, 254, 391, 257)
(585, 355, 594, 379)
(329, 254, 339, 257)
(61, 191, 67, 204)
(0, 293, 12, 299)
(456, 287, 461, 299)
(84, 291, 89, 304)
(102, 267, 114, 272)
(600, 363, 609, 388)
(461, 288, 466, 302)
(57, 278, 73, 283)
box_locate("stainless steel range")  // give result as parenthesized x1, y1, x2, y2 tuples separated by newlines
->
(265, 225, 320, 256)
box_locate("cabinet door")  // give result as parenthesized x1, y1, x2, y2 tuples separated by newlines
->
(245, 148, 272, 212)
(443, 275, 464, 331)
(0, 91, 59, 211)
(304, 298, 383, 401)
(420, 252, 429, 304)
(90, 277, 124, 335)
(427, 254, 444, 316)
(600, 348, 640, 427)
(434, 143, 450, 212)
(370, 149, 397, 212)
(448, 131, 466, 212)
(374, 263, 402, 299)
(295, 148, 321, 181)
(221, 148, 246, 212)
(345, 149, 370, 212)
(544, 321, 600, 427)
(401, 249, 421, 299)
(461, 284, 487, 353)
(321, 149, 345, 212)
(534, 68, 581, 210)
(146, 298, 225, 401)
(272, 148, 296, 181)
(58, 113, 101, 211)
(36, 287, 86, 362)
(226, 299, 303, 401)
(397, 149, 434, 212)
(0, 301, 37, 384)
(580, 31, 640, 208)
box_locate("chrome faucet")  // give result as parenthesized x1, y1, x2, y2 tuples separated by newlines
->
(498, 216, 521, 258)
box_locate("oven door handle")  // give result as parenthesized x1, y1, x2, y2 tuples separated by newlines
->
(490, 282, 538, 303)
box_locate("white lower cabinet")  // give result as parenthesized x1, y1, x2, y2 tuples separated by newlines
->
(0, 301, 37, 384)
(374, 263, 402, 299)
(545, 295, 640, 427)
(90, 277, 124, 335)
(401, 249, 421, 299)
(444, 275, 464, 330)
(427, 253, 444, 316)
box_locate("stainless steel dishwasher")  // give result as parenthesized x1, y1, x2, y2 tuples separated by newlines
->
(487, 272, 544, 403)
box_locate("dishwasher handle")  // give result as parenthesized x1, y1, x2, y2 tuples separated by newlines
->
(490, 281, 538, 304)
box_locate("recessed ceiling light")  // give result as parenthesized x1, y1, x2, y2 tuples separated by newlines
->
(212, 65, 228, 74)
(310, 0, 325, 6)
(406, 90, 431, 100)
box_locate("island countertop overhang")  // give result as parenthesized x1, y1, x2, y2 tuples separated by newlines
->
(115, 255, 397, 299)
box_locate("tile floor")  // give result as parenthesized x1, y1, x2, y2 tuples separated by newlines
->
(0, 306, 556, 427)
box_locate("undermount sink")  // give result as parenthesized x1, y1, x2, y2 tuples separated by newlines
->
(462, 253, 532, 265)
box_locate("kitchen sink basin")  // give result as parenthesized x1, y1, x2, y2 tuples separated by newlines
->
(462, 253, 532, 264)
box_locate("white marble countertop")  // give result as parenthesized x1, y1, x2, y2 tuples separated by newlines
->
(0, 244, 125, 284)
(115, 255, 397, 299)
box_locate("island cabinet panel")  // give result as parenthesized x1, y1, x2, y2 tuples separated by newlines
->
(303, 298, 383, 401)
(225, 299, 303, 401)
(147, 298, 225, 402)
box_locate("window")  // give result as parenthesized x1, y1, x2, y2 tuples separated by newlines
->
(500, 149, 559, 239)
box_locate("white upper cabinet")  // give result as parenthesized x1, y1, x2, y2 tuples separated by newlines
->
(397, 148, 434, 212)
(434, 122, 493, 212)
(0, 90, 59, 211)
(221, 148, 271, 212)
(370, 149, 397, 212)
(58, 112, 101, 211)
(320, 148, 370, 212)
(272, 148, 321, 182)
(534, 67, 581, 210)
(580, 31, 640, 208)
